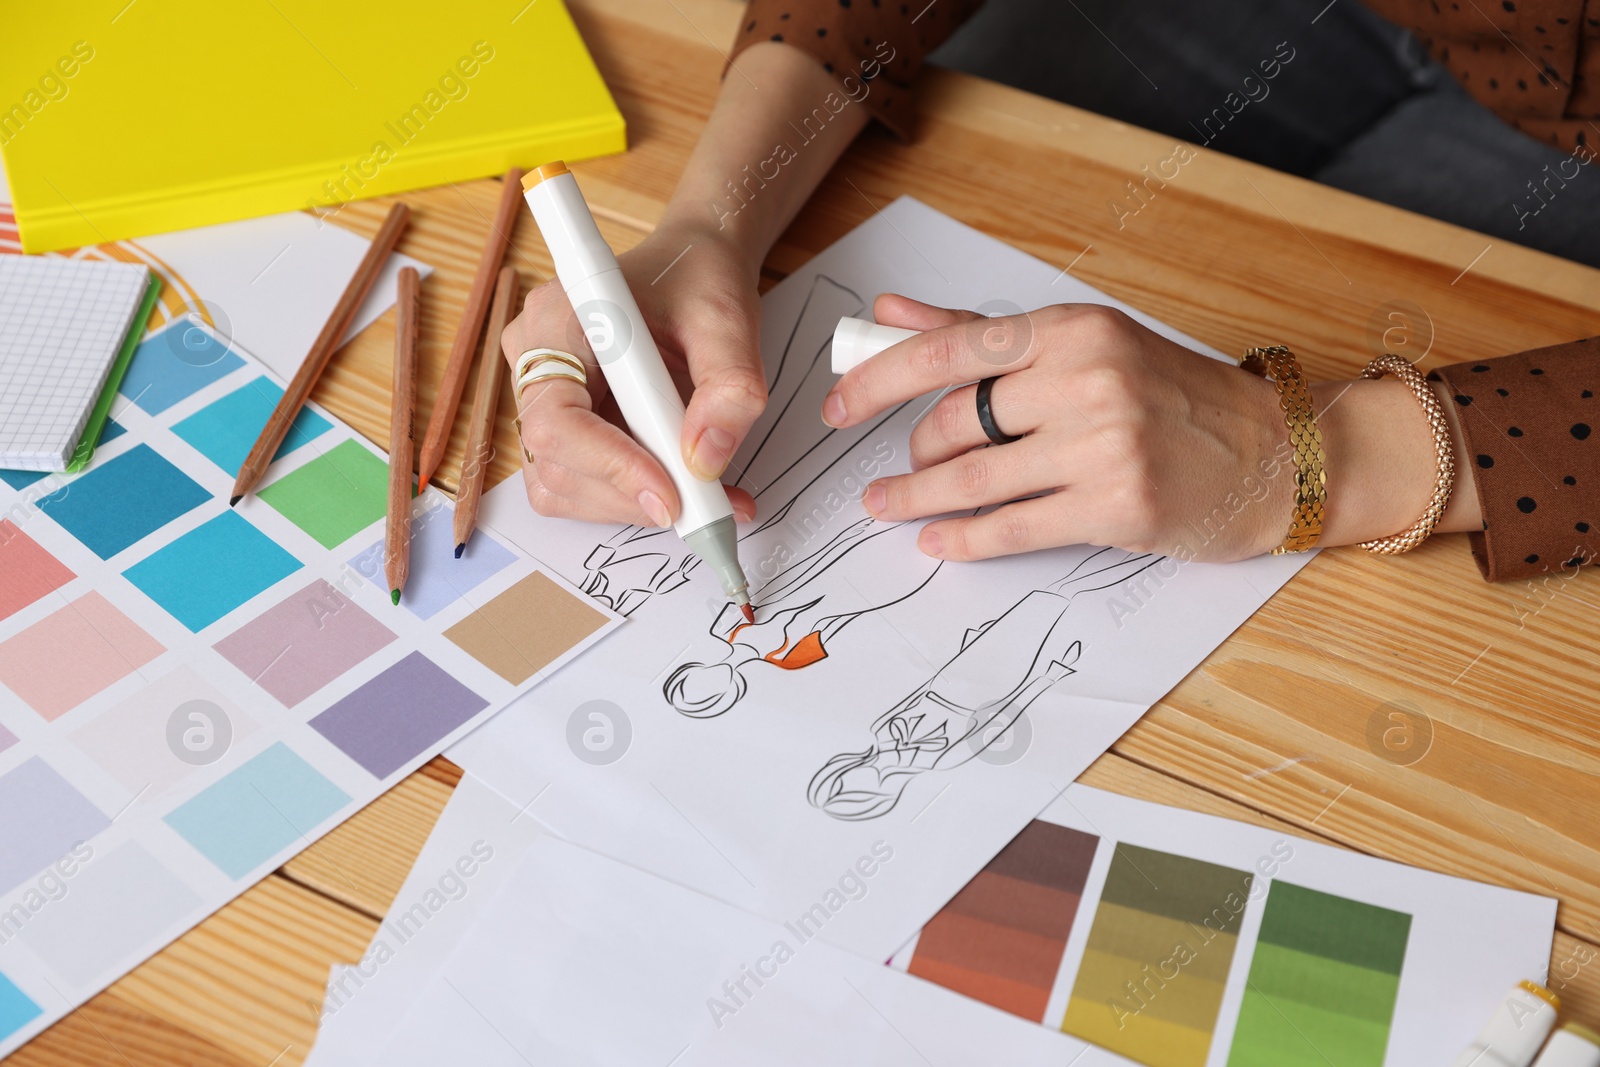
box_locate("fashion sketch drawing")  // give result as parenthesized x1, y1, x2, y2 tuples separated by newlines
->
(808, 548, 1165, 820)
(581, 273, 867, 617)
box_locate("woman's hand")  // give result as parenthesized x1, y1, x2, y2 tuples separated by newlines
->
(826, 294, 1476, 563)
(500, 219, 763, 528)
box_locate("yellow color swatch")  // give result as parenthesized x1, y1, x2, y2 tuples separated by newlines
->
(1, 0, 625, 251)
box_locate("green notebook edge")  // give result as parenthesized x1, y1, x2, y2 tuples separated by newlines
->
(64, 272, 162, 473)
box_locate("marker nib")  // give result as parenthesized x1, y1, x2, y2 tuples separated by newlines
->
(229, 495, 242, 507)
(740, 602, 755, 624)
(454, 543, 465, 559)
(391, 589, 401, 606)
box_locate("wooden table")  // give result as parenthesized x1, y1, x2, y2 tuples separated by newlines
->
(15, 0, 1600, 1062)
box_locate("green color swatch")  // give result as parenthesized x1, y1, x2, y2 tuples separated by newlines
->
(258, 439, 388, 549)
(1226, 882, 1411, 1067)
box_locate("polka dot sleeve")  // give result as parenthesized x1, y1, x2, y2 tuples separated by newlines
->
(1434, 338, 1600, 580)
(729, 0, 987, 140)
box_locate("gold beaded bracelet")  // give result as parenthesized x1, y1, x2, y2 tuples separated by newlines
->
(1357, 354, 1457, 554)
(1240, 345, 1326, 554)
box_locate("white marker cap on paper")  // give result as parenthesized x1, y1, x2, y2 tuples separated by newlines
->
(832, 317, 919, 375)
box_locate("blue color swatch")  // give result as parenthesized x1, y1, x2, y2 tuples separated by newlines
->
(0, 972, 41, 1043)
(124, 511, 301, 631)
(36, 444, 210, 559)
(119, 320, 245, 415)
(0, 469, 46, 490)
(163, 742, 350, 879)
(171, 377, 332, 475)
(348, 503, 516, 620)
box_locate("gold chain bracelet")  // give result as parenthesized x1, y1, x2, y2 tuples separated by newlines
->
(1241, 345, 1326, 554)
(1357, 354, 1457, 553)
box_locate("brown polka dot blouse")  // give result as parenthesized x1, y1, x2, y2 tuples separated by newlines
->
(732, 0, 1600, 580)
(733, 0, 1600, 152)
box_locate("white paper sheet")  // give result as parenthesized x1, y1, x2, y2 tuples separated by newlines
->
(308, 770, 1554, 1067)
(305, 772, 542, 1067)
(451, 197, 1312, 960)
(362, 833, 1126, 1067)
(889, 785, 1557, 1065)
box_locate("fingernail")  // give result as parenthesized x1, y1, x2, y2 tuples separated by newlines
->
(638, 490, 672, 528)
(822, 391, 847, 427)
(863, 482, 886, 516)
(920, 529, 942, 556)
(689, 427, 736, 479)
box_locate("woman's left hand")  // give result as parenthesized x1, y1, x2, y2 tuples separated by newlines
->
(820, 294, 1299, 563)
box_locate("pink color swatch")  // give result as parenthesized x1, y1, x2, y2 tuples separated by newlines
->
(0, 592, 165, 720)
(213, 579, 396, 707)
(0, 520, 75, 622)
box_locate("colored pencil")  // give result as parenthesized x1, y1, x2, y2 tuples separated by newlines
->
(454, 265, 518, 557)
(415, 167, 524, 493)
(231, 200, 410, 503)
(386, 267, 421, 604)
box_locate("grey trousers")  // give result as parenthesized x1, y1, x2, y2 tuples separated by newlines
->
(931, 0, 1600, 268)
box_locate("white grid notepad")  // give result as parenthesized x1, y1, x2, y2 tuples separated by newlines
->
(0, 256, 151, 471)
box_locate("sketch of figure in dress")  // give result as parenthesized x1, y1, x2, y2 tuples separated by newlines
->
(807, 548, 1164, 821)
(663, 517, 946, 718)
(577, 273, 865, 617)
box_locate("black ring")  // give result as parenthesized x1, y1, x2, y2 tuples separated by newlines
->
(975, 376, 1022, 445)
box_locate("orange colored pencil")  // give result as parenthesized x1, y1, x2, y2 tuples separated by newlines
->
(415, 168, 524, 493)
(231, 201, 410, 503)
(454, 265, 518, 557)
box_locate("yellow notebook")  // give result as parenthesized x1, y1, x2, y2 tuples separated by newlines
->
(1, 1, 626, 252)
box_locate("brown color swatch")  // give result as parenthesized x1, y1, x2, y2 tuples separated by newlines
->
(444, 572, 608, 684)
(909, 820, 1098, 1021)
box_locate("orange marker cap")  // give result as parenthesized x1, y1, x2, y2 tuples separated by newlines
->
(521, 161, 569, 191)
(1521, 979, 1562, 1011)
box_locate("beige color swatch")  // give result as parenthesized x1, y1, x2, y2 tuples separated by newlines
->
(444, 573, 609, 684)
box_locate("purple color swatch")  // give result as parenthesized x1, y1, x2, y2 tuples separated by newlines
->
(347, 502, 515, 620)
(0, 723, 15, 755)
(0, 758, 111, 896)
(308, 651, 487, 779)
(213, 579, 396, 707)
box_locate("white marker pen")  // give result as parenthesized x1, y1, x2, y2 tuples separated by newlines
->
(522, 162, 751, 617)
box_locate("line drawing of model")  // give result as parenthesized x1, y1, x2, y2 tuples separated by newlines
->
(578, 274, 866, 617)
(663, 516, 956, 718)
(806, 548, 1165, 821)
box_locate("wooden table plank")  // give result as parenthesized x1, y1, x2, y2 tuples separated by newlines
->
(10, 876, 376, 1067)
(279, 770, 459, 920)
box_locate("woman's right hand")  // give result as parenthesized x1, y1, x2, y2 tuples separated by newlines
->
(500, 218, 764, 528)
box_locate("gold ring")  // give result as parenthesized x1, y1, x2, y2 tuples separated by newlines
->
(515, 347, 586, 382)
(516, 362, 587, 392)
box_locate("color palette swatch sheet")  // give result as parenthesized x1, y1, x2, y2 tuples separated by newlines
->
(0, 320, 619, 1056)
(892, 785, 1557, 1066)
